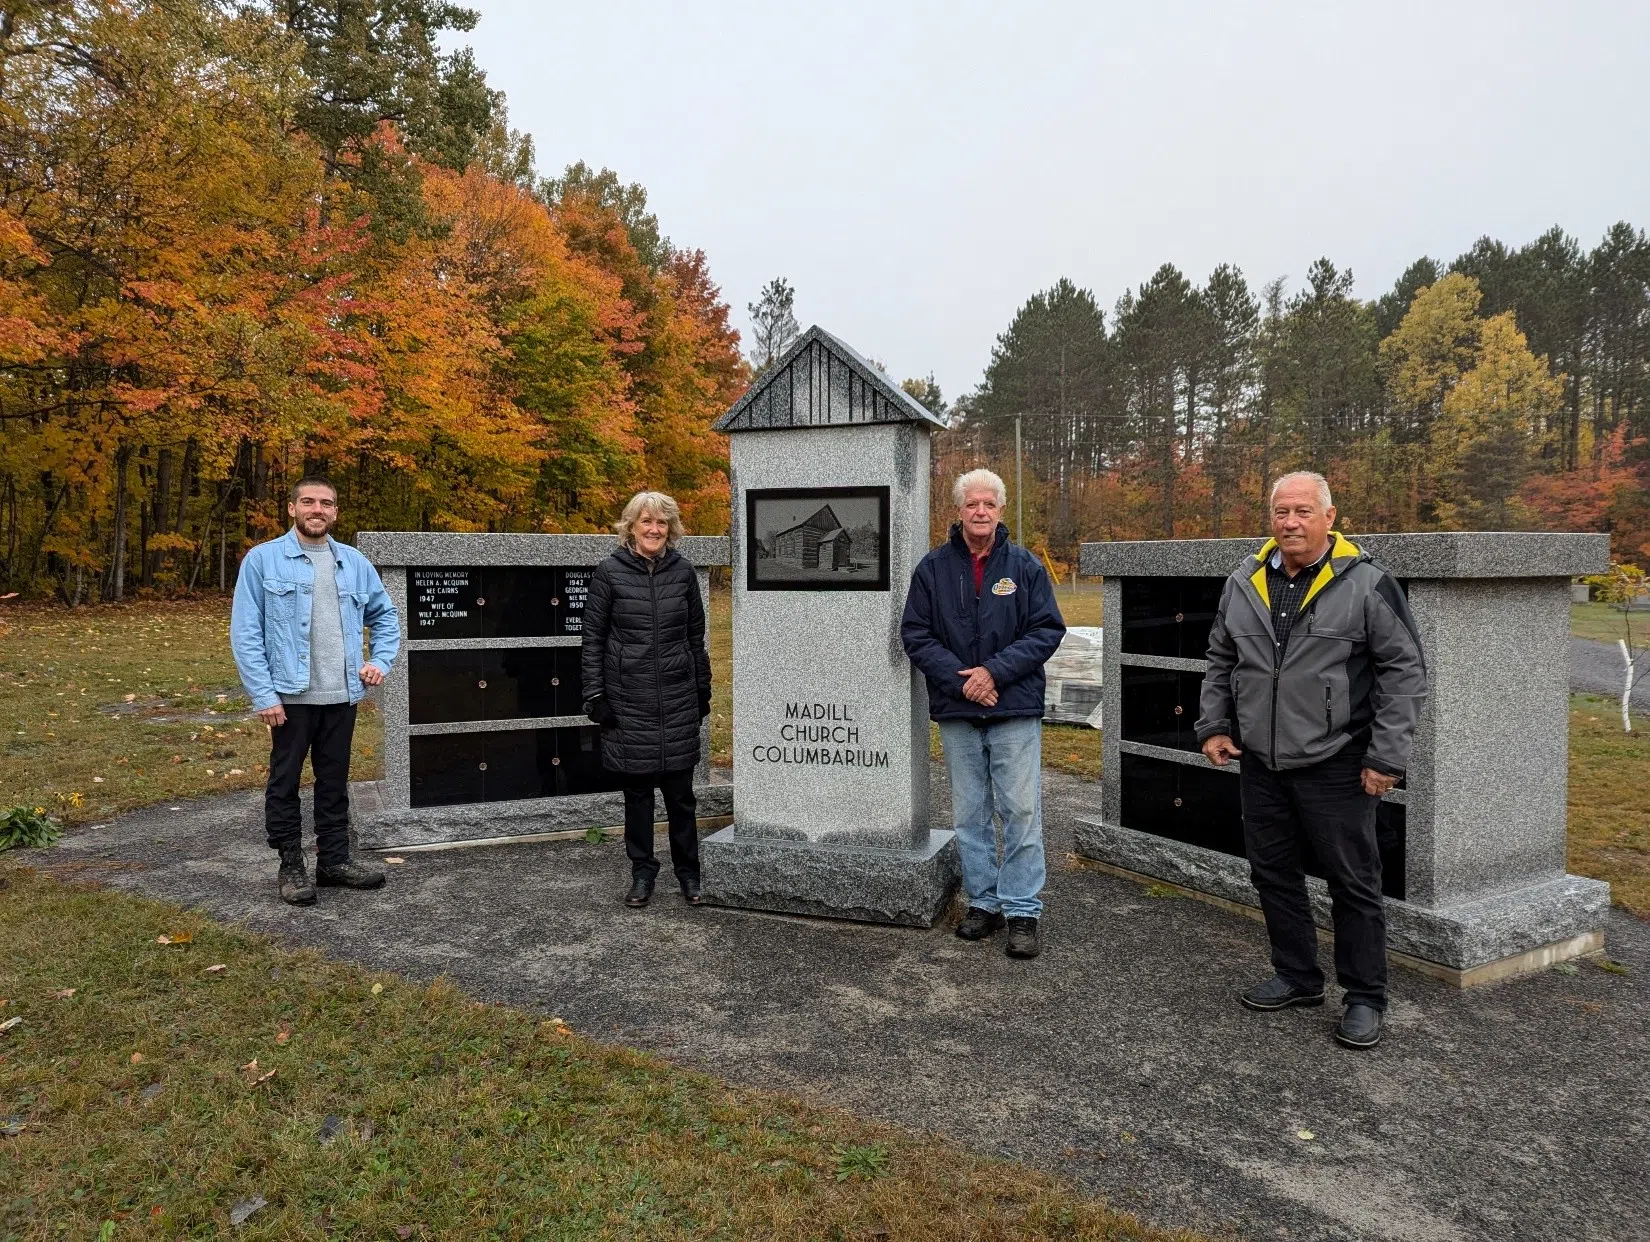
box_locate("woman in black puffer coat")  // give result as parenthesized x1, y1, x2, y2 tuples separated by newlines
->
(581, 491, 712, 908)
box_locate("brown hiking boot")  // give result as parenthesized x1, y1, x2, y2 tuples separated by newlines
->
(278, 847, 317, 906)
(315, 858, 387, 889)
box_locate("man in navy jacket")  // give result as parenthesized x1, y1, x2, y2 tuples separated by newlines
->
(901, 469, 1066, 957)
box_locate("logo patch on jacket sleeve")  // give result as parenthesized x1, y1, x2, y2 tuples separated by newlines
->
(991, 577, 1017, 596)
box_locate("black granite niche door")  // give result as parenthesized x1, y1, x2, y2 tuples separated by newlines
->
(408, 568, 482, 639)
(408, 650, 485, 724)
(557, 568, 592, 636)
(554, 724, 621, 795)
(481, 568, 560, 638)
(1118, 752, 1245, 858)
(1120, 578, 1224, 658)
(1119, 666, 1204, 751)
(409, 732, 486, 807)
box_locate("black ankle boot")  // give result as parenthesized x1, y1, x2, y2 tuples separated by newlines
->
(625, 875, 654, 908)
(277, 846, 316, 906)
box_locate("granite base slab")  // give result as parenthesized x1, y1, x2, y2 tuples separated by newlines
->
(1074, 817, 1611, 978)
(354, 781, 733, 850)
(699, 828, 960, 928)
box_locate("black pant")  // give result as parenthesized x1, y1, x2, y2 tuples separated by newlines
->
(265, 702, 357, 868)
(1240, 745, 1388, 1010)
(622, 769, 699, 886)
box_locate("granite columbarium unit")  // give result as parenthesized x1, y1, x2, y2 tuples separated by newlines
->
(350, 532, 731, 849)
(700, 326, 960, 926)
(1077, 531, 1613, 986)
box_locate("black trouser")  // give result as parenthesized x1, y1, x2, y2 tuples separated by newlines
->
(1240, 745, 1387, 1010)
(265, 702, 357, 868)
(621, 769, 699, 886)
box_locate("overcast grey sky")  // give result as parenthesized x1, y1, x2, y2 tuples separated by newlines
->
(457, 1, 1650, 402)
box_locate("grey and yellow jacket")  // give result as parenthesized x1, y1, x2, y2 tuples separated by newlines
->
(1194, 532, 1427, 776)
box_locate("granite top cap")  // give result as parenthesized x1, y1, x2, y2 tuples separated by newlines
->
(714, 325, 947, 433)
(355, 531, 730, 568)
(1080, 531, 1610, 579)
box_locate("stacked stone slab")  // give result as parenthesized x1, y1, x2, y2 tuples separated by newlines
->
(352, 532, 731, 849)
(1077, 531, 1612, 986)
(699, 326, 961, 926)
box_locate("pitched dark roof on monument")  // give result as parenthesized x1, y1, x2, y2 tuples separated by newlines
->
(714, 325, 948, 432)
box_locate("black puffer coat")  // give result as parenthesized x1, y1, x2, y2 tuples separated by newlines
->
(580, 545, 711, 775)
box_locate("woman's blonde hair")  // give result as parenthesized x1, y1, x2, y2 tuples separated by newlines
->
(613, 490, 685, 548)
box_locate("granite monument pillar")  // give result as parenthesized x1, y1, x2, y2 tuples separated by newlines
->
(699, 326, 960, 925)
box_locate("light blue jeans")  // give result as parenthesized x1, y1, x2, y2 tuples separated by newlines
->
(937, 715, 1046, 920)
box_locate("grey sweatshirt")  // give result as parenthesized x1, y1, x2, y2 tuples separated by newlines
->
(283, 537, 350, 706)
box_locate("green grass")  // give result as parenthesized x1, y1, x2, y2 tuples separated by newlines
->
(0, 865, 1200, 1241)
(1570, 601, 1650, 645)
(0, 600, 382, 827)
(1568, 695, 1650, 916)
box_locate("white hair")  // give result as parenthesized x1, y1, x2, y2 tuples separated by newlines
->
(953, 468, 1007, 508)
(1270, 471, 1333, 511)
(613, 490, 684, 547)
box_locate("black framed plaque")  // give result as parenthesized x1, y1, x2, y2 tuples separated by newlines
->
(745, 486, 890, 592)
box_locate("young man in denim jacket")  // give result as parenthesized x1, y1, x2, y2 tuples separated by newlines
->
(230, 477, 401, 905)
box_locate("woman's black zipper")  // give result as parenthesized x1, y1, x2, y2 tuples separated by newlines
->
(648, 557, 664, 771)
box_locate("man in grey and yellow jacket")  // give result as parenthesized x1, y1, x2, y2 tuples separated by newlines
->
(1196, 471, 1426, 1050)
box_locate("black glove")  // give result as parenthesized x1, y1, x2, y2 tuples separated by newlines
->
(698, 693, 711, 720)
(585, 696, 617, 727)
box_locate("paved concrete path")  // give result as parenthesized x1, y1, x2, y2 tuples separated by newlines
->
(1571, 636, 1650, 709)
(40, 773, 1649, 1242)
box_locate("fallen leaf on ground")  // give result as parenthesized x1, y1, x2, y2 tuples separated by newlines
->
(155, 936, 170, 945)
(275, 1030, 290, 1046)
(1595, 958, 1630, 975)
(384, 857, 405, 865)
(1296, 1129, 1315, 1141)
(123, 694, 136, 702)
(371, 983, 384, 995)
(167, 931, 192, 945)
(229, 1196, 267, 1226)
(318, 1114, 343, 1144)
(51, 988, 76, 999)
(228, 768, 243, 775)
(130, 1052, 143, 1063)
(396, 1227, 413, 1239)
(203, 964, 227, 974)
(140, 1082, 164, 1103)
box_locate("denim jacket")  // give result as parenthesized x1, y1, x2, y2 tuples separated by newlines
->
(229, 529, 401, 711)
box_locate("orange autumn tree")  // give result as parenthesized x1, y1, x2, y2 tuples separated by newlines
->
(0, 1, 748, 600)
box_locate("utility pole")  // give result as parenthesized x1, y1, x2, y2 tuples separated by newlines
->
(1014, 412, 1023, 544)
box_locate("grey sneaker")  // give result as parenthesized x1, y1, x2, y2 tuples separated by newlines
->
(277, 847, 317, 906)
(315, 858, 387, 889)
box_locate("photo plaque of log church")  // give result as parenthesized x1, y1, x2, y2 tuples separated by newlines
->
(746, 486, 890, 590)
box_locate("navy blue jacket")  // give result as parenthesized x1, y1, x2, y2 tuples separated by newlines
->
(901, 523, 1066, 720)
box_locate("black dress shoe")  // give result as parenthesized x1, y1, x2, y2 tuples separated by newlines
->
(315, 858, 386, 889)
(955, 907, 1005, 940)
(1335, 1003, 1383, 1049)
(680, 877, 703, 905)
(1004, 917, 1042, 959)
(1240, 974, 1326, 1011)
(624, 876, 654, 908)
